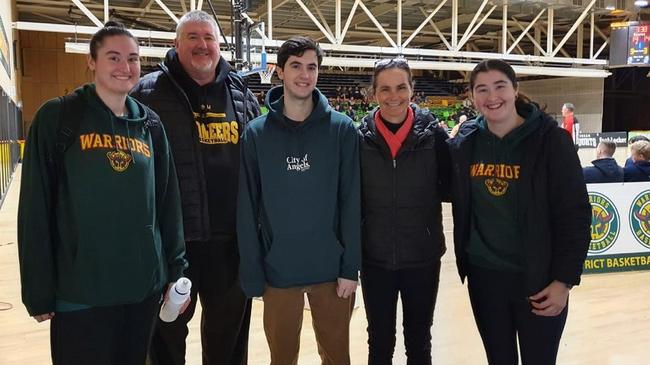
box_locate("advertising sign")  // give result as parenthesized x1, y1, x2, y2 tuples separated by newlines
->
(584, 182, 650, 273)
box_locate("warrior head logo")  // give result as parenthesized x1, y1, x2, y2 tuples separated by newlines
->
(588, 192, 619, 253)
(106, 150, 133, 172)
(484, 178, 508, 196)
(629, 190, 650, 249)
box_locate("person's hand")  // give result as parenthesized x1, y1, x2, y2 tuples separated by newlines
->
(528, 280, 570, 317)
(165, 282, 191, 315)
(336, 278, 357, 299)
(33, 312, 55, 322)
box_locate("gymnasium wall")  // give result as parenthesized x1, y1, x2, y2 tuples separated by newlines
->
(0, 0, 16, 101)
(518, 77, 605, 133)
(0, 2, 21, 208)
(19, 31, 92, 132)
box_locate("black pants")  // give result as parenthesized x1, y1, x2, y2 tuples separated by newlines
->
(50, 294, 160, 365)
(150, 241, 252, 365)
(361, 262, 441, 365)
(467, 265, 568, 365)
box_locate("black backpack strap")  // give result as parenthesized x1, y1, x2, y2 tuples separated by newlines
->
(143, 106, 163, 154)
(49, 92, 85, 191)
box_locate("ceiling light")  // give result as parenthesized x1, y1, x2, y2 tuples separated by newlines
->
(634, 0, 648, 7)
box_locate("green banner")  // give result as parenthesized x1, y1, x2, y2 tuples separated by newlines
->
(584, 252, 650, 274)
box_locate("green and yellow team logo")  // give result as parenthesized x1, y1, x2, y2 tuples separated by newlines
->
(589, 192, 620, 253)
(629, 190, 650, 249)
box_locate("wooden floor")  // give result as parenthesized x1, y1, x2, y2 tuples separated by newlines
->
(1, 166, 649, 364)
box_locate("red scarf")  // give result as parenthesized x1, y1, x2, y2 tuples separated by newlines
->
(374, 107, 414, 159)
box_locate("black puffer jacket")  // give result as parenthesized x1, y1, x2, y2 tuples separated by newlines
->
(131, 53, 260, 242)
(447, 104, 591, 295)
(358, 105, 451, 270)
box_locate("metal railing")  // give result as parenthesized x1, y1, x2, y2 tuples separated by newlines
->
(0, 90, 22, 209)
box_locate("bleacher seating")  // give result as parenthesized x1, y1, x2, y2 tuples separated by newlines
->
(244, 71, 459, 99)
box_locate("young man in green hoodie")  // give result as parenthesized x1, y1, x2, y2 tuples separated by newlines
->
(237, 36, 361, 364)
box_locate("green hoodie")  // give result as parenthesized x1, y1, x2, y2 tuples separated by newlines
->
(237, 86, 361, 298)
(18, 84, 187, 316)
(467, 103, 541, 272)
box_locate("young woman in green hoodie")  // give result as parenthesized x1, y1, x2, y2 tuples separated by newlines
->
(448, 60, 591, 365)
(17, 22, 188, 365)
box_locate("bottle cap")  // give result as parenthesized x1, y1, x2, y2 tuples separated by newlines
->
(174, 277, 192, 295)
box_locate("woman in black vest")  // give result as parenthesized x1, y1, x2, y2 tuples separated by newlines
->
(448, 59, 591, 365)
(358, 58, 450, 364)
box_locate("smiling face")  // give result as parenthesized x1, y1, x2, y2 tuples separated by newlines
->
(471, 69, 518, 125)
(88, 35, 140, 97)
(374, 67, 413, 124)
(175, 20, 220, 83)
(276, 50, 319, 102)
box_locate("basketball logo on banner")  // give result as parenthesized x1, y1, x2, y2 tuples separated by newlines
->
(589, 192, 620, 253)
(629, 190, 650, 249)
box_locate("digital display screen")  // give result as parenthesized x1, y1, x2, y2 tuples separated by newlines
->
(628, 25, 649, 65)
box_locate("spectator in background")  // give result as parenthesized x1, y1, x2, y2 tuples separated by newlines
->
(583, 141, 623, 183)
(625, 135, 650, 168)
(258, 90, 266, 105)
(354, 86, 362, 99)
(449, 114, 468, 138)
(561, 103, 579, 146)
(624, 140, 650, 182)
(360, 86, 368, 100)
(346, 104, 356, 122)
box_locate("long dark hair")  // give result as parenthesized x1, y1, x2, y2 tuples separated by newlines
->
(89, 21, 138, 60)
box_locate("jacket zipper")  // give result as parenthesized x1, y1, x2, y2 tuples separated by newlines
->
(392, 158, 397, 268)
(161, 64, 210, 239)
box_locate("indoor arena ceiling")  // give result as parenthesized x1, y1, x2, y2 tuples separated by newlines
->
(15, 0, 649, 54)
(12, 0, 650, 77)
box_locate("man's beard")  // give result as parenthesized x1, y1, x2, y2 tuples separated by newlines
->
(190, 58, 215, 74)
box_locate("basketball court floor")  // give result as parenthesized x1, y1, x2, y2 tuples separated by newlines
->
(1, 166, 649, 364)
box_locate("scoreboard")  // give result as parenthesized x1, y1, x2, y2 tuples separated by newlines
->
(610, 22, 650, 67)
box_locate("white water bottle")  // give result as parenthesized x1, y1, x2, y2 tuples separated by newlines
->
(159, 277, 192, 322)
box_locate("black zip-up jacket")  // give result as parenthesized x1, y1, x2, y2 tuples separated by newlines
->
(358, 105, 451, 270)
(448, 105, 591, 295)
(131, 52, 260, 242)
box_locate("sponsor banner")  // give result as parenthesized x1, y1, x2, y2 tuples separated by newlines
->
(585, 182, 650, 273)
(577, 132, 628, 148)
(628, 131, 650, 141)
(583, 252, 650, 273)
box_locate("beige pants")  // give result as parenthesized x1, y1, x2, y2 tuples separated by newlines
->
(262, 282, 355, 365)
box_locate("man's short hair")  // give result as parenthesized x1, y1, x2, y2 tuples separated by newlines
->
(631, 140, 650, 161)
(597, 141, 616, 157)
(563, 103, 575, 112)
(629, 135, 650, 144)
(176, 10, 218, 37)
(277, 36, 323, 69)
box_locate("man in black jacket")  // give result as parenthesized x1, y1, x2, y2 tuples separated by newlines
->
(131, 10, 260, 365)
(583, 141, 623, 183)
